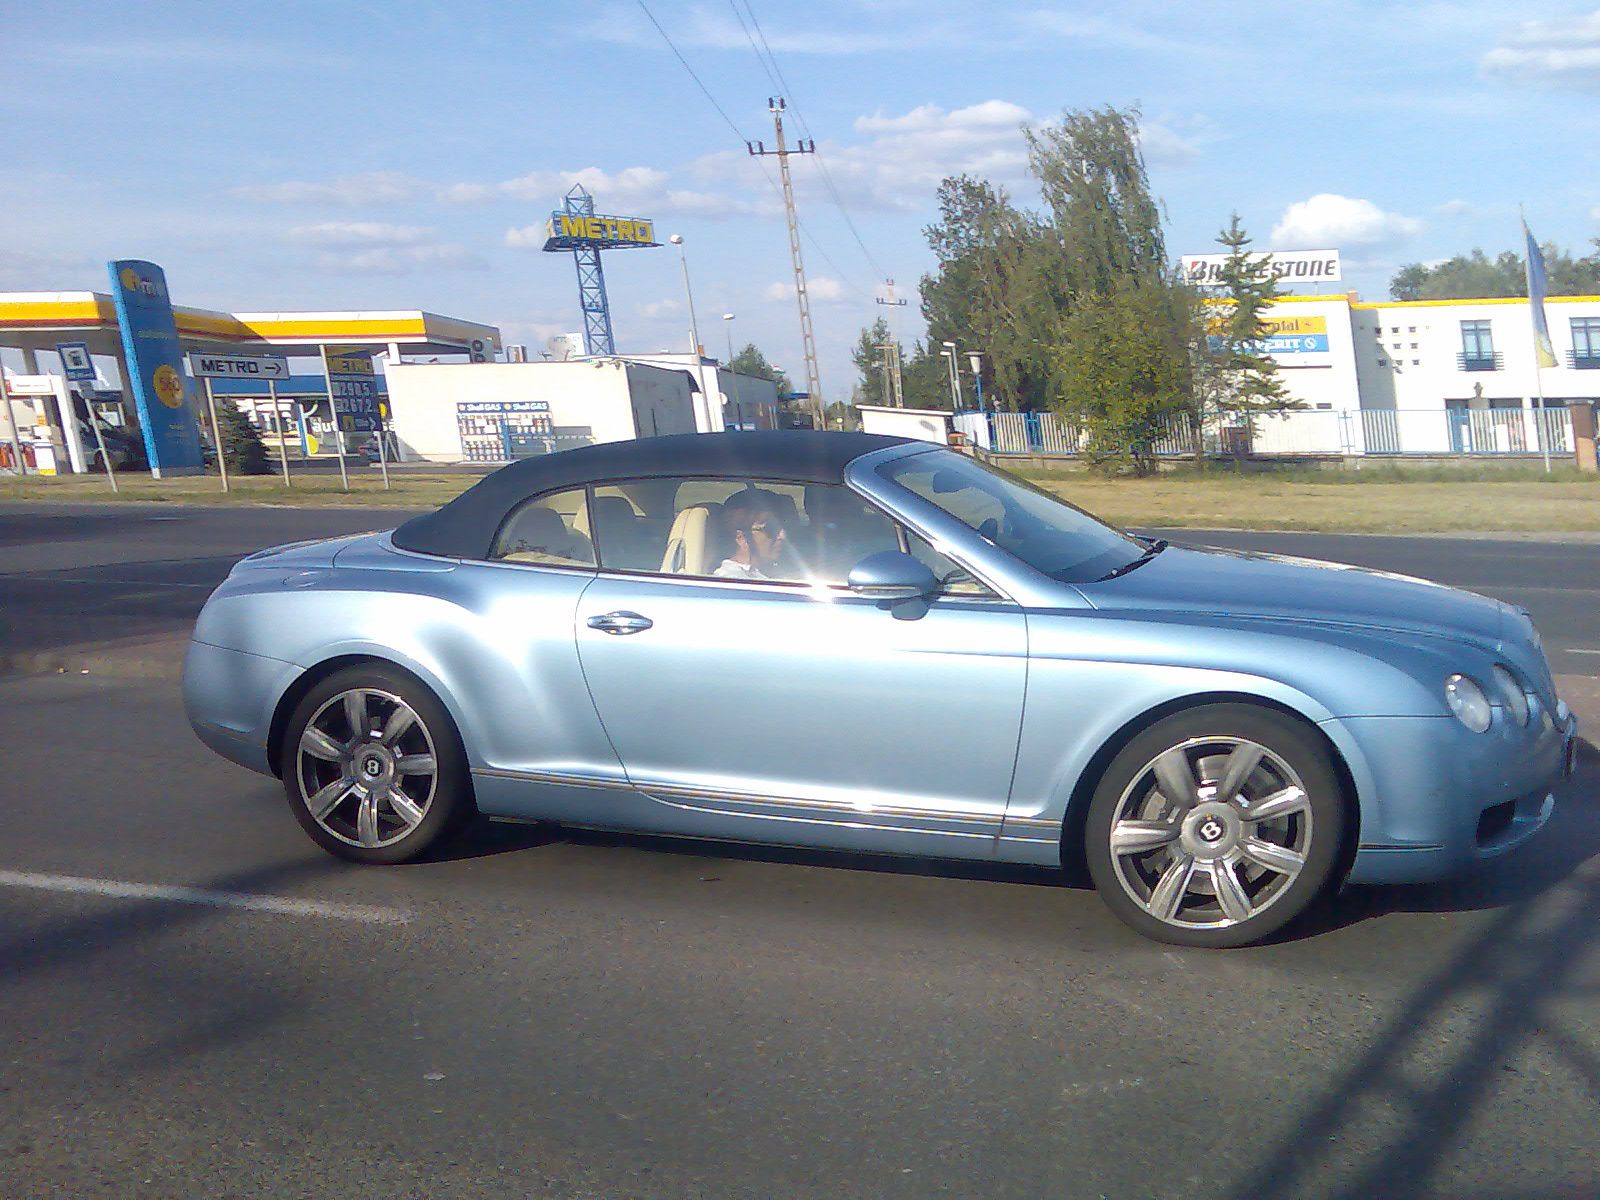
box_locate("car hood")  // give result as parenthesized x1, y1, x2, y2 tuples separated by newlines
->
(1077, 542, 1506, 646)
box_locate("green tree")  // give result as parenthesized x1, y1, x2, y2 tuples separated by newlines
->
(728, 343, 795, 399)
(213, 396, 271, 475)
(919, 175, 1059, 412)
(1186, 214, 1298, 460)
(851, 317, 896, 408)
(1029, 104, 1192, 468)
(1056, 276, 1191, 476)
(1390, 241, 1600, 300)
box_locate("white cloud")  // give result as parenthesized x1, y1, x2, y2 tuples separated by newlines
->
(504, 224, 548, 250)
(285, 222, 436, 249)
(311, 244, 487, 275)
(764, 277, 846, 303)
(499, 166, 671, 208)
(641, 299, 683, 319)
(1434, 199, 1475, 218)
(1482, 9, 1600, 90)
(1270, 194, 1424, 250)
(232, 172, 430, 206)
(1136, 116, 1214, 166)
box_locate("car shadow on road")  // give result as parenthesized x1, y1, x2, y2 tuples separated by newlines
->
(1225, 844, 1600, 1200)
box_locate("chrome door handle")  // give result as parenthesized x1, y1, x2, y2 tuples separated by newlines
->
(586, 611, 653, 635)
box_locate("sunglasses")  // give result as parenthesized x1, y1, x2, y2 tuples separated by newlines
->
(749, 522, 786, 539)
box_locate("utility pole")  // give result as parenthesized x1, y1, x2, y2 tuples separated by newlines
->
(875, 279, 906, 407)
(748, 98, 823, 430)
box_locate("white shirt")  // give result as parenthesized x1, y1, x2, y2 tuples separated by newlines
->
(712, 559, 768, 580)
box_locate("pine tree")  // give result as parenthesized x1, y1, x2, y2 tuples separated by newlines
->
(214, 396, 272, 475)
(1187, 214, 1298, 462)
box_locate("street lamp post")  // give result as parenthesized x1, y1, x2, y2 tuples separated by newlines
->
(940, 340, 963, 412)
(723, 313, 741, 429)
(669, 234, 712, 432)
(968, 352, 985, 414)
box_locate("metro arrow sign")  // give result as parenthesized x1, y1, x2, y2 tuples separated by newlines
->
(188, 353, 290, 380)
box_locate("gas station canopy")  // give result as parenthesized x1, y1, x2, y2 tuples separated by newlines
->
(0, 292, 501, 362)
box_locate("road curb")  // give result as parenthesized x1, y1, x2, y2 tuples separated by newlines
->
(0, 636, 188, 683)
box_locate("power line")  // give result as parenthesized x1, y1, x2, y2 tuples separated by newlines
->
(732, 1, 888, 281)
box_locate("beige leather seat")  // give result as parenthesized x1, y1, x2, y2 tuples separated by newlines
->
(495, 504, 594, 565)
(660, 502, 721, 575)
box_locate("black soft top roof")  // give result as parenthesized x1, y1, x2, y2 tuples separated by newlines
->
(392, 430, 918, 559)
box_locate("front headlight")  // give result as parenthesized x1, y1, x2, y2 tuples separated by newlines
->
(1445, 674, 1492, 733)
(1490, 664, 1531, 726)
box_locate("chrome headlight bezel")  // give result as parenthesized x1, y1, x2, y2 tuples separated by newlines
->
(1444, 673, 1493, 733)
(1490, 664, 1531, 727)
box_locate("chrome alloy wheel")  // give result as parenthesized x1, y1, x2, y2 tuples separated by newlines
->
(293, 688, 439, 849)
(1105, 735, 1313, 931)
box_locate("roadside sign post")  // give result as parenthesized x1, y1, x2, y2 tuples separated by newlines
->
(323, 346, 386, 493)
(201, 376, 230, 493)
(188, 353, 291, 494)
(56, 343, 116, 490)
(0, 372, 29, 475)
(268, 379, 291, 486)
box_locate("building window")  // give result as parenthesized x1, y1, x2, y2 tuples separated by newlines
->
(1569, 317, 1600, 369)
(1458, 320, 1500, 371)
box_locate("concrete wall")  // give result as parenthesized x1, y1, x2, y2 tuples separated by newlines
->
(384, 360, 697, 462)
(858, 406, 951, 444)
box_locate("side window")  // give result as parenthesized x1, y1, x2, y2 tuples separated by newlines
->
(490, 487, 596, 567)
(586, 483, 671, 573)
(793, 484, 901, 584)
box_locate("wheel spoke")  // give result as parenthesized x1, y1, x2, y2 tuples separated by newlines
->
(1110, 819, 1180, 856)
(1239, 837, 1305, 877)
(1207, 860, 1253, 923)
(394, 754, 435, 777)
(343, 690, 369, 738)
(1214, 743, 1263, 806)
(386, 788, 425, 829)
(300, 726, 347, 762)
(1152, 749, 1199, 810)
(1244, 786, 1309, 824)
(379, 705, 417, 747)
(308, 778, 355, 821)
(357, 793, 381, 846)
(1147, 853, 1198, 921)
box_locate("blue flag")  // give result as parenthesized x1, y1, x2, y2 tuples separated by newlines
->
(1523, 222, 1558, 369)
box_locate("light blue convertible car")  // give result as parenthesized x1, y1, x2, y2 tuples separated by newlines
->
(184, 432, 1578, 946)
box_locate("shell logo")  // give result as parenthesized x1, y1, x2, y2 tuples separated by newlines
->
(119, 267, 142, 292)
(151, 364, 185, 409)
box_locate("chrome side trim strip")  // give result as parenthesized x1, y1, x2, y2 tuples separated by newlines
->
(470, 765, 1006, 830)
(636, 779, 1005, 828)
(632, 791, 996, 841)
(471, 767, 635, 791)
(1003, 816, 1062, 831)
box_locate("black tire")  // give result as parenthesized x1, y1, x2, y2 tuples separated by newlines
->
(280, 665, 475, 864)
(1084, 704, 1347, 948)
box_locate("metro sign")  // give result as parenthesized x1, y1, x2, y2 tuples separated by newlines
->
(189, 353, 290, 380)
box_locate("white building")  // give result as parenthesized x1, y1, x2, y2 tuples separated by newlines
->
(384, 355, 784, 464)
(1209, 292, 1600, 459)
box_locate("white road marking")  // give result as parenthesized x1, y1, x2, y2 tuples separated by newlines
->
(1568, 648, 1600, 656)
(0, 869, 413, 925)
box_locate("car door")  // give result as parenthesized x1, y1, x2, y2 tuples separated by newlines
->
(574, 477, 1028, 854)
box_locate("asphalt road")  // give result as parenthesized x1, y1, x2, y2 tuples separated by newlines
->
(1, 671, 1597, 1200)
(2, 502, 1599, 1198)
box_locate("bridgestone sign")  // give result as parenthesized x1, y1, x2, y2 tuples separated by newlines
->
(1181, 250, 1342, 287)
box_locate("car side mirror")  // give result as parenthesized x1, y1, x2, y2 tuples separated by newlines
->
(846, 551, 939, 601)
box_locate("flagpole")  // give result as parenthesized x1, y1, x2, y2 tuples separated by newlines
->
(1522, 210, 1555, 472)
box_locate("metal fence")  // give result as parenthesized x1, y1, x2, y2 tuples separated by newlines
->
(954, 407, 1577, 459)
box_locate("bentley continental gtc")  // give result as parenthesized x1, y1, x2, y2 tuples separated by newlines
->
(184, 432, 1578, 947)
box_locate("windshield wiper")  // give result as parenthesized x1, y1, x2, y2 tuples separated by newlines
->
(1095, 538, 1167, 582)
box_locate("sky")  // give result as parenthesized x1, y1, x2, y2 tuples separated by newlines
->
(5, 0, 1600, 403)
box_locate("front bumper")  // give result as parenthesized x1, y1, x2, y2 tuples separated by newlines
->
(1336, 702, 1576, 886)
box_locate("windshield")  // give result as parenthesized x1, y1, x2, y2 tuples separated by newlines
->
(878, 451, 1148, 584)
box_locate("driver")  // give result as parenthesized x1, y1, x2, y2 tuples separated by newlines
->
(713, 490, 788, 580)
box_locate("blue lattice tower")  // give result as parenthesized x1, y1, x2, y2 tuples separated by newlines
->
(540, 185, 659, 357)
